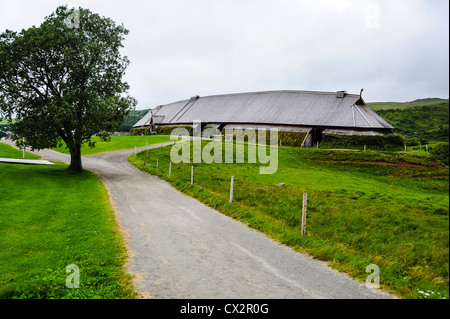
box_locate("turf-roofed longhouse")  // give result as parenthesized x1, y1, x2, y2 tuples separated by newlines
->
(133, 90, 395, 147)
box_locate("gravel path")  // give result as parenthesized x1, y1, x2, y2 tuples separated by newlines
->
(1, 140, 393, 299)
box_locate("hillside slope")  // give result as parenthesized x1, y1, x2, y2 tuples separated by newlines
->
(369, 99, 449, 165)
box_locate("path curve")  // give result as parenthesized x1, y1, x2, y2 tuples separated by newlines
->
(1, 140, 394, 299)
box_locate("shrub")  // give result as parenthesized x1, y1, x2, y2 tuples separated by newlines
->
(429, 143, 449, 166)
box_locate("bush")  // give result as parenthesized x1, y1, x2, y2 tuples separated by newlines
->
(429, 143, 449, 166)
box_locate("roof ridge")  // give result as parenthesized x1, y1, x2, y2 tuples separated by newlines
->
(192, 90, 361, 100)
(152, 90, 361, 108)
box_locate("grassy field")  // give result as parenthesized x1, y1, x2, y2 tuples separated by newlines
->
(129, 140, 449, 299)
(0, 143, 137, 298)
(51, 135, 174, 155)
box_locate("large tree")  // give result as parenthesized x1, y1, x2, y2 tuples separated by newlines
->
(0, 6, 136, 172)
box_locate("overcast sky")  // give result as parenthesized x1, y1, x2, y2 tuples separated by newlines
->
(1, 0, 449, 109)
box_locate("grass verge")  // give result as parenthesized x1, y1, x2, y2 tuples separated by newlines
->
(129, 140, 449, 299)
(0, 159, 137, 298)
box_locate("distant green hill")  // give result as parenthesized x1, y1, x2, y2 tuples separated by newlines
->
(117, 109, 149, 132)
(368, 98, 449, 111)
(370, 99, 449, 143)
(370, 99, 449, 165)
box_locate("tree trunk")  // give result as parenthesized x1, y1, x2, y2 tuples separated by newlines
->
(67, 144, 83, 173)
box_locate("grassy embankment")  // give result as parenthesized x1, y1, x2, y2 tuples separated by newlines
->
(129, 140, 449, 299)
(0, 142, 137, 298)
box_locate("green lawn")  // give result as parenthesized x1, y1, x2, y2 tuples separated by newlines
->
(0, 143, 136, 299)
(0, 142, 41, 160)
(52, 135, 174, 155)
(129, 141, 449, 299)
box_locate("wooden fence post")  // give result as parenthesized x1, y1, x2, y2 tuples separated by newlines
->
(169, 162, 172, 178)
(229, 176, 234, 203)
(301, 192, 307, 237)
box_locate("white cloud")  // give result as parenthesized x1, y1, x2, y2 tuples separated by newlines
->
(0, 0, 448, 107)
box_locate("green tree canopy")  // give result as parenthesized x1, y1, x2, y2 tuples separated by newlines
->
(0, 6, 136, 172)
